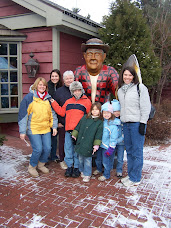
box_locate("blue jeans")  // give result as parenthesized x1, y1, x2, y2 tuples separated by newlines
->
(116, 145, 125, 173)
(95, 147, 115, 179)
(123, 122, 146, 182)
(79, 155, 92, 176)
(49, 133, 59, 161)
(64, 131, 79, 168)
(28, 132, 51, 167)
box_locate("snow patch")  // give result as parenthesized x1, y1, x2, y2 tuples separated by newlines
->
(0, 145, 28, 180)
(21, 214, 46, 228)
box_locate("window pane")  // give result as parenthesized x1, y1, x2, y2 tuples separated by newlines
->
(1, 84, 8, 95)
(11, 97, 18, 108)
(0, 57, 8, 69)
(0, 43, 7, 55)
(10, 57, 17, 68)
(0, 71, 8, 82)
(10, 44, 17, 55)
(0, 42, 19, 112)
(10, 84, 18, 95)
(1, 97, 9, 108)
(10, 71, 18, 82)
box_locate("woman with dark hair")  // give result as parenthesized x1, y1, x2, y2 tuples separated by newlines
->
(118, 66, 151, 187)
(48, 69, 62, 98)
(48, 69, 62, 162)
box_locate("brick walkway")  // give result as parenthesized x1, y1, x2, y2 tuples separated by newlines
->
(0, 135, 171, 228)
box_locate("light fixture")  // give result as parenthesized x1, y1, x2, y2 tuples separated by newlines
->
(25, 52, 39, 78)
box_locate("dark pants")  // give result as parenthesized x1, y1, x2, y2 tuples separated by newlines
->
(49, 133, 58, 161)
(58, 127, 65, 162)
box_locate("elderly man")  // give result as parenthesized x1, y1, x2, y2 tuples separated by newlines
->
(74, 38, 119, 104)
(53, 70, 74, 170)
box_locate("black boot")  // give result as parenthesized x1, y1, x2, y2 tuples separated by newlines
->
(65, 167, 73, 177)
(72, 168, 80, 178)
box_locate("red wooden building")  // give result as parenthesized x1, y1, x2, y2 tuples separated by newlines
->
(0, 0, 101, 137)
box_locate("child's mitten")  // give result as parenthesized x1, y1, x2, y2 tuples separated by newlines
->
(104, 147, 115, 157)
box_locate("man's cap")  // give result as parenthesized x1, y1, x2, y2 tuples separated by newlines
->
(81, 38, 109, 53)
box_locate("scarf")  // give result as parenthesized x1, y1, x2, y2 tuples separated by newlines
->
(37, 91, 47, 100)
(121, 83, 133, 94)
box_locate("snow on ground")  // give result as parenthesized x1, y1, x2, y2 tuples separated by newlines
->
(20, 214, 45, 228)
(0, 146, 29, 180)
(0, 143, 171, 227)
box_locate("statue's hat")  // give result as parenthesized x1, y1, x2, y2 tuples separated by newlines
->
(81, 38, 109, 53)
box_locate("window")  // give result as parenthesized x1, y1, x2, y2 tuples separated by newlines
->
(0, 42, 21, 112)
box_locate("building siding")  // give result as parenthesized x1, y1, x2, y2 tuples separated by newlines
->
(20, 27, 53, 96)
(60, 32, 86, 73)
(0, 0, 31, 17)
(0, 1, 89, 137)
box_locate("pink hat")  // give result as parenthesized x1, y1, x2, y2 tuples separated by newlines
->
(101, 102, 113, 113)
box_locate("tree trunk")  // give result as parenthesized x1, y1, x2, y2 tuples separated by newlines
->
(156, 73, 167, 106)
(150, 86, 156, 104)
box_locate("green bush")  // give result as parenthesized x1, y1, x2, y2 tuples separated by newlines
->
(0, 135, 7, 146)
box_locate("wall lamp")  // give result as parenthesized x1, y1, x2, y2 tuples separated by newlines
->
(25, 52, 39, 78)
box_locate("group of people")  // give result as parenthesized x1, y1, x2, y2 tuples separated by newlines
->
(18, 38, 151, 187)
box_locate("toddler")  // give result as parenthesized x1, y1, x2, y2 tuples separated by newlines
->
(111, 99, 124, 178)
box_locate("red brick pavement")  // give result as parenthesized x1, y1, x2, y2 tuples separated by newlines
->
(0, 135, 170, 227)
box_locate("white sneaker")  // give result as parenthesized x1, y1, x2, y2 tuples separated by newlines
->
(81, 172, 85, 178)
(98, 175, 107, 182)
(83, 176, 90, 182)
(60, 161, 67, 170)
(93, 170, 101, 175)
(123, 178, 141, 187)
(121, 175, 129, 183)
(117, 172, 123, 178)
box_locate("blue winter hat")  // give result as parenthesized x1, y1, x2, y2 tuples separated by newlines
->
(101, 102, 113, 113)
(111, 99, 120, 111)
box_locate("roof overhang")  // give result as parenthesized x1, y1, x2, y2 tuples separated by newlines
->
(0, 0, 102, 37)
(0, 24, 27, 41)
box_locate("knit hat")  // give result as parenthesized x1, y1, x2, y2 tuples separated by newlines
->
(69, 81, 84, 96)
(101, 102, 113, 113)
(111, 99, 120, 111)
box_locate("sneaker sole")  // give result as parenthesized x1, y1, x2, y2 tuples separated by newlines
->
(123, 182, 140, 187)
(65, 174, 72, 177)
(121, 176, 129, 183)
(83, 180, 90, 182)
(123, 180, 141, 187)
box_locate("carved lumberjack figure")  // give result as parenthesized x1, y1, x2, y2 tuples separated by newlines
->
(74, 38, 119, 104)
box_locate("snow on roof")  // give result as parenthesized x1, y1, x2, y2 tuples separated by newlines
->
(41, 0, 102, 28)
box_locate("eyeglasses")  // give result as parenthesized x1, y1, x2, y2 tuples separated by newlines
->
(86, 50, 104, 58)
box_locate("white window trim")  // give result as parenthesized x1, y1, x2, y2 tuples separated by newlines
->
(0, 41, 22, 114)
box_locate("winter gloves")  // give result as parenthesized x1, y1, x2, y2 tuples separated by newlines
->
(139, 123, 146, 135)
(104, 147, 115, 157)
